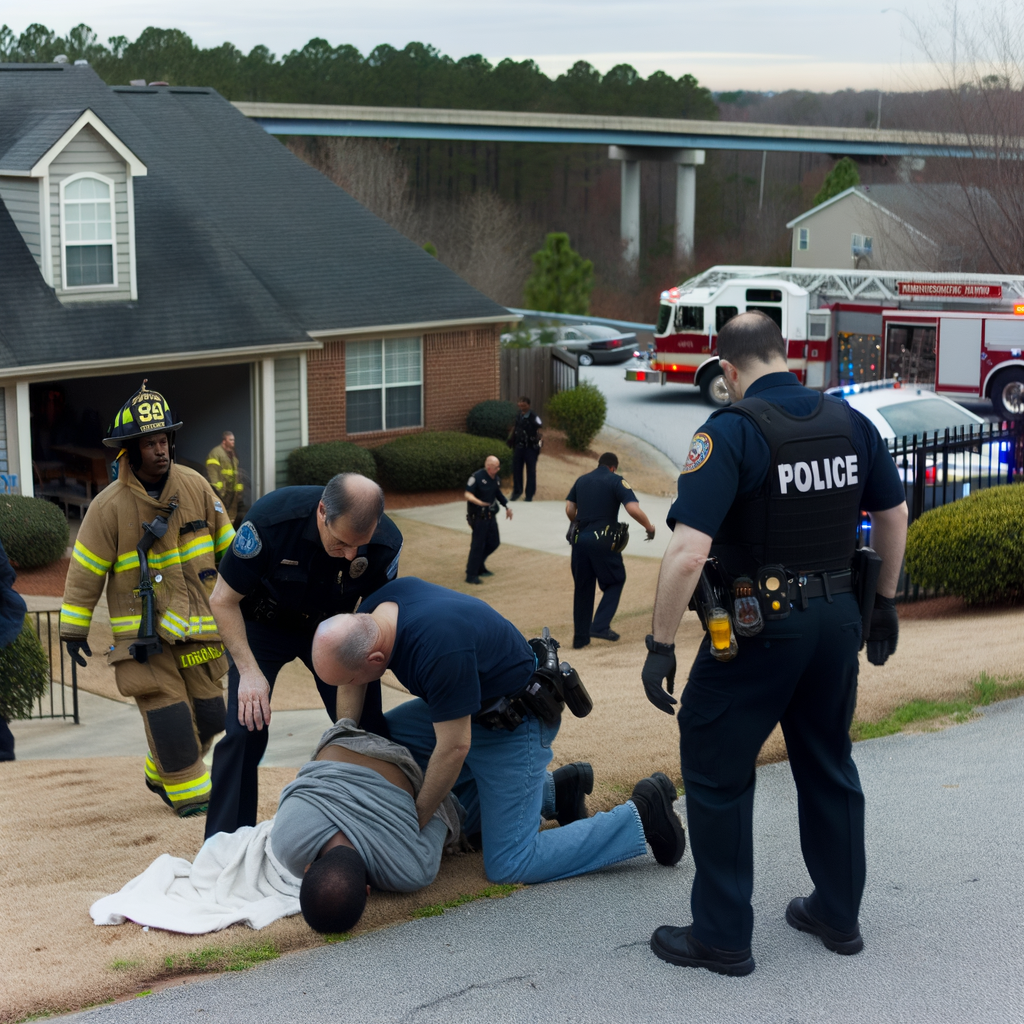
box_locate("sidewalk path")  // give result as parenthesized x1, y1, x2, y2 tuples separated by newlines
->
(62, 697, 1024, 1024)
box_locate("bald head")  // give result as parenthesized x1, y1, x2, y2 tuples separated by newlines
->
(485, 456, 500, 478)
(313, 613, 386, 687)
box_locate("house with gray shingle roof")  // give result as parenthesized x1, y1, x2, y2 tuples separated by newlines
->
(0, 61, 512, 504)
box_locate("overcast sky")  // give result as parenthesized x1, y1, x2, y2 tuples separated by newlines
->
(11, 0, 975, 92)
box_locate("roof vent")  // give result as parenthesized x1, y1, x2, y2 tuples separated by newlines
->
(74, 59, 89, 66)
(53, 54, 69, 64)
(129, 79, 146, 86)
(149, 81, 169, 87)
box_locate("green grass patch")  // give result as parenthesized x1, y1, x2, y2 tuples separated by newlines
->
(136, 991, 152, 998)
(412, 884, 520, 919)
(851, 673, 1024, 742)
(109, 959, 141, 971)
(163, 942, 280, 975)
(13, 1012, 57, 1023)
(322, 932, 351, 945)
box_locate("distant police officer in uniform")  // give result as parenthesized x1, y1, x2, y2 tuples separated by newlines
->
(464, 455, 512, 585)
(509, 396, 543, 501)
(641, 312, 908, 976)
(205, 473, 403, 838)
(566, 453, 656, 648)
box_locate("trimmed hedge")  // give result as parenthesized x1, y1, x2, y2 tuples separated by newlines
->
(467, 400, 518, 441)
(287, 441, 377, 486)
(0, 617, 50, 721)
(546, 381, 607, 452)
(0, 496, 69, 570)
(374, 433, 511, 492)
(905, 483, 1024, 605)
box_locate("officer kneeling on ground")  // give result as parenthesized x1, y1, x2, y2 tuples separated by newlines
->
(641, 311, 908, 976)
(313, 576, 686, 885)
(464, 455, 511, 585)
(204, 473, 402, 839)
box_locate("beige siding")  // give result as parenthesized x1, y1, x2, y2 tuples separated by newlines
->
(791, 192, 935, 271)
(49, 125, 132, 303)
(274, 357, 302, 487)
(0, 177, 42, 267)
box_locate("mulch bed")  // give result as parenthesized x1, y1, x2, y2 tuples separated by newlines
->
(13, 557, 69, 598)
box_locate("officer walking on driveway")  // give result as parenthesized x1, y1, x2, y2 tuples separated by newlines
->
(204, 474, 402, 838)
(313, 576, 686, 886)
(566, 453, 655, 648)
(60, 382, 235, 816)
(464, 455, 511, 585)
(640, 312, 908, 976)
(508, 396, 542, 501)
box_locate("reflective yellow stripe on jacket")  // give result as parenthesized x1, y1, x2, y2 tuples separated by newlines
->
(110, 614, 143, 636)
(215, 523, 235, 555)
(60, 603, 94, 630)
(159, 609, 190, 639)
(72, 541, 112, 577)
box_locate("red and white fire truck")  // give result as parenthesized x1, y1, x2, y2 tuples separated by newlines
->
(625, 266, 1024, 419)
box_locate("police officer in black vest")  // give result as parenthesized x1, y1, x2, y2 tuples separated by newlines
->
(641, 312, 907, 976)
(566, 453, 656, 648)
(508, 396, 543, 501)
(465, 455, 512, 585)
(205, 473, 403, 837)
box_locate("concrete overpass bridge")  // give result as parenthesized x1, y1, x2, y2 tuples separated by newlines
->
(235, 102, 981, 267)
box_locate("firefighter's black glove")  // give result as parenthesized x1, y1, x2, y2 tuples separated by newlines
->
(66, 639, 92, 667)
(642, 635, 677, 714)
(866, 595, 898, 666)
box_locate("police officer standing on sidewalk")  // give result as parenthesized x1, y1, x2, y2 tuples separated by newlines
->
(566, 453, 655, 648)
(204, 473, 402, 838)
(508, 396, 542, 501)
(465, 456, 511, 585)
(640, 312, 908, 976)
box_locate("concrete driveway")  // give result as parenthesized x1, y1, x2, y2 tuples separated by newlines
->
(62, 697, 1024, 1024)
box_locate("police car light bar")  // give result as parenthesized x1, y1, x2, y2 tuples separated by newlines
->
(829, 379, 901, 396)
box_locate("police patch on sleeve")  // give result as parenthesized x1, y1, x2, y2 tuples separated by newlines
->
(467, 475, 476, 488)
(232, 521, 262, 558)
(681, 433, 713, 474)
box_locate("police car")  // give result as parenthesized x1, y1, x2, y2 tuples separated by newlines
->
(828, 379, 1007, 492)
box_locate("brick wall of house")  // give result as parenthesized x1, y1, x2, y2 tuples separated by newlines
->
(306, 323, 500, 447)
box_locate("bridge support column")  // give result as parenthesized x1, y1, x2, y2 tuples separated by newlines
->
(609, 146, 705, 269)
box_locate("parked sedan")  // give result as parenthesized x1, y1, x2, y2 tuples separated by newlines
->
(502, 324, 638, 365)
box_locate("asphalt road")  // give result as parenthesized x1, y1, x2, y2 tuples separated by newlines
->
(65, 697, 1024, 1024)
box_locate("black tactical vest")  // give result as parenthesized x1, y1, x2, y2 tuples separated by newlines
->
(710, 394, 863, 577)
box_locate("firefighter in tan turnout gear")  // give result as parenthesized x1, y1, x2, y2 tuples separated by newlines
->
(60, 382, 236, 817)
(206, 431, 244, 525)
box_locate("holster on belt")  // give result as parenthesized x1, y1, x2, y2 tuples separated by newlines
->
(853, 546, 883, 650)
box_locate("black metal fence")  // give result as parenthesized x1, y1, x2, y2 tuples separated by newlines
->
(864, 419, 1024, 600)
(24, 610, 79, 723)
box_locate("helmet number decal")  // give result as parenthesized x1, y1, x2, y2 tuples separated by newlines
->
(136, 401, 164, 423)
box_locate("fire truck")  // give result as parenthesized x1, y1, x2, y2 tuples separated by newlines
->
(625, 266, 1024, 419)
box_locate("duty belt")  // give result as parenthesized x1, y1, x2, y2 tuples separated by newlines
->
(792, 569, 854, 608)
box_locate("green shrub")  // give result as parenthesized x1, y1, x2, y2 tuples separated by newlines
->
(0, 617, 50, 721)
(546, 381, 607, 452)
(373, 433, 511, 492)
(287, 441, 377, 486)
(905, 483, 1024, 605)
(467, 400, 517, 441)
(0, 496, 69, 570)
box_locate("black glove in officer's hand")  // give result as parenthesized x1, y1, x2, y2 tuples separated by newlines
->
(866, 595, 898, 666)
(642, 635, 677, 714)
(66, 639, 92, 667)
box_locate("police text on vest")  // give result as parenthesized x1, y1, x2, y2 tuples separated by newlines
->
(778, 456, 858, 494)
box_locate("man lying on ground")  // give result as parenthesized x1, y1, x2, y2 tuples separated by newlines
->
(91, 720, 462, 936)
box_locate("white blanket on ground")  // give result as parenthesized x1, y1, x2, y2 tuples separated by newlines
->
(89, 820, 301, 933)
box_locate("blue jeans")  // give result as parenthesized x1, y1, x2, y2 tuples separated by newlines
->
(385, 699, 647, 884)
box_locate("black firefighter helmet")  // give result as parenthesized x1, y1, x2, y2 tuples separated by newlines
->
(103, 380, 183, 450)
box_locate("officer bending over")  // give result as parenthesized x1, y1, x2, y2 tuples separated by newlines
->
(641, 311, 907, 976)
(313, 577, 686, 885)
(205, 473, 402, 838)
(464, 455, 511, 585)
(566, 453, 655, 648)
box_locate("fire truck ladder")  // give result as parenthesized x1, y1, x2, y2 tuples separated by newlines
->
(678, 265, 1024, 304)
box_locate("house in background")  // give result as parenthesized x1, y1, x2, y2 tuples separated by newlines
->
(0, 61, 512, 505)
(786, 184, 993, 273)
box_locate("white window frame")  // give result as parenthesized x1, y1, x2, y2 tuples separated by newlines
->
(345, 337, 424, 434)
(798, 226, 809, 250)
(851, 233, 874, 257)
(59, 171, 118, 291)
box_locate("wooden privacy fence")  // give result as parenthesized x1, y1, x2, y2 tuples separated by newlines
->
(500, 346, 578, 413)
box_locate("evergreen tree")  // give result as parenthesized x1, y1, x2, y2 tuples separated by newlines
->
(813, 157, 861, 207)
(523, 233, 593, 314)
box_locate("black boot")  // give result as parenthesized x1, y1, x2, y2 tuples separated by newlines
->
(630, 772, 686, 865)
(650, 925, 755, 976)
(552, 761, 594, 826)
(786, 897, 863, 954)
